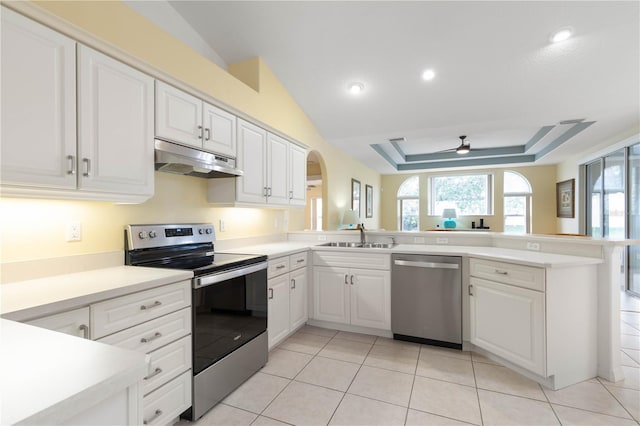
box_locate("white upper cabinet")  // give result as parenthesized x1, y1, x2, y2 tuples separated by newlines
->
(1, 8, 154, 202)
(155, 81, 237, 157)
(1, 7, 77, 189)
(236, 119, 268, 203)
(289, 143, 307, 206)
(77, 45, 154, 196)
(267, 133, 290, 205)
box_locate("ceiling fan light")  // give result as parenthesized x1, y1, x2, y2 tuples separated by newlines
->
(348, 82, 364, 94)
(551, 28, 572, 43)
(422, 69, 436, 81)
(456, 144, 470, 154)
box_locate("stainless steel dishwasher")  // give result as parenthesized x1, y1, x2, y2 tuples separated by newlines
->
(391, 254, 462, 349)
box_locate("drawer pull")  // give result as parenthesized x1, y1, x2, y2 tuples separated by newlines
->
(276, 265, 286, 270)
(78, 324, 89, 339)
(141, 332, 162, 343)
(140, 300, 162, 310)
(344, 274, 349, 285)
(291, 278, 296, 289)
(143, 409, 163, 425)
(144, 367, 163, 380)
(233, 334, 242, 341)
(268, 288, 274, 300)
(469, 284, 474, 296)
(296, 259, 305, 263)
(494, 270, 509, 275)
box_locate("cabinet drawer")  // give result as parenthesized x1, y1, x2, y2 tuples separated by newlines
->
(143, 370, 192, 426)
(25, 307, 90, 339)
(143, 335, 192, 396)
(470, 258, 545, 291)
(92, 280, 191, 339)
(290, 252, 308, 270)
(314, 251, 390, 270)
(97, 308, 191, 353)
(268, 256, 290, 278)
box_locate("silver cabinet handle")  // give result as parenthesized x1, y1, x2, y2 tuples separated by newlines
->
(267, 187, 272, 196)
(140, 332, 162, 343)
(276, 265, 286, 270)
(296, 259, 305, 263)
(204, 128, 211, 140)
(344, 274, 349, 285)
(197, 125, 203, 139)
(67, 155, 76, 175)
(263, 187, 268, 197)
(494, 270, 509, 275)
(291, 278, 296, 289)
(289, 190, 293, 199)
(140, 300, 162, 310)
(144, 367, 162, 380)
(469, 284, 473, 296)
(82, 158, 91, 177)
(143, 409, 162, 425)
(350, 275, 354, 285)
(78, 324, 89, 339)
(268, 288, 274, 299)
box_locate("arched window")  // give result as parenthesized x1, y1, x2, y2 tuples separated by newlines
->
(504, 171, 532, 234)
(397, 176, 419, 231)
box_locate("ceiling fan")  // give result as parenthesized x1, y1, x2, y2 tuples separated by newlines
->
(433, 135, 471, 155)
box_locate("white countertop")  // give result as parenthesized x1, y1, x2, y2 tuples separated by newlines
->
(0, 319, 148, 425)
(1, 266, 193, 321)
(220, 241, 602, 268)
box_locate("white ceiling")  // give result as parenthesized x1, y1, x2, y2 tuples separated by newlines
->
(130, 1, 640, 174)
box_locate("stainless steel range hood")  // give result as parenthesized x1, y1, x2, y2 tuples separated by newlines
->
(154, 139, 243, 178)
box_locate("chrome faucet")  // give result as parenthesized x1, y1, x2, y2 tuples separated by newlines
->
(359, 223, 366, 245)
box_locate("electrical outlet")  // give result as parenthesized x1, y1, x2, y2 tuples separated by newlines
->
(526, 242, 540, 251)
(66, 221, 81, 242)
(414, 237, 425, 243)
(219, 219, 226, 232)
(436, 237, 448, 244)
(318, 235, 327, 241)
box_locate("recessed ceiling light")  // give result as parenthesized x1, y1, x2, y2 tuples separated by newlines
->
(348, 82, 364, 94)
(551, 28, 572, 43)
(422, 69, 436, 81)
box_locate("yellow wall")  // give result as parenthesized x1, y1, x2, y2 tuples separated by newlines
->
(380, 165, 558, 234)
(0, 1, 382, 263)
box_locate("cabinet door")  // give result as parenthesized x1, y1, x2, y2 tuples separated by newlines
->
(289, 144, 307, 206)
(1, 8, 77, 189)
(236, 119, 268, 203)
(267, 133, 290, 205)
(203, 103, 236, 157)
(155, 81, 203, 148)
(470, 277, 546, 375)
(26, 307, 90, 339)
(77, 45, 154, 195)
(268, 274, 291, 349)
(350, 269, 391, 330)
(289, 267, 308, 330)
(312, 266, 349, 324)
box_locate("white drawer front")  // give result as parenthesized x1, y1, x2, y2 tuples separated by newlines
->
(268, 256, 290, 278)
(97, 308, 191, 353)
(92, 280, 191, 339)
(290, 252, 308, 271)
(143, 335, 192, 396)
(143, 370, 192, 426)
(314, 251, 390, 270)
(470, 258, 545, 291)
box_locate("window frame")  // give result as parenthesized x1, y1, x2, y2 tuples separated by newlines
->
(428, 172, 494, 216)
(397, 175, 420, 231)
(503, 171, 532, 234)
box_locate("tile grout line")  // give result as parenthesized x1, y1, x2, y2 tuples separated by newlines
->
(538, 381, 562, 425)
(596, 377, 640, 423)
(470, 350, 485, 426)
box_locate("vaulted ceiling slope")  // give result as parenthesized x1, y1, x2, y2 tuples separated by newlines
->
(136, 1, 639, 174)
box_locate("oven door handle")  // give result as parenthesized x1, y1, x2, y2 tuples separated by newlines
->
(193, 262, 267, 288)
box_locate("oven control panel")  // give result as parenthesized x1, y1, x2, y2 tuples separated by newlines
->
(126, 223, 215, 250)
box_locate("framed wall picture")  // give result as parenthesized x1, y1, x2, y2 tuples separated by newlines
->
(556, 179, 575, 218)
(351, 178, 361, 218)
(365, 184, 373, 218)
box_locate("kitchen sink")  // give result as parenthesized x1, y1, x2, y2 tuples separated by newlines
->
(319, 242, 396, 249)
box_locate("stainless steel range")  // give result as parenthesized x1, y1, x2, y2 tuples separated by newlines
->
(125, 223, 268, 421)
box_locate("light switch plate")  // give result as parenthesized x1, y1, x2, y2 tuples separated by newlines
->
(414, 237, 425, 243)
(436, 237, 448, 244)
(526, 242, 540, 251)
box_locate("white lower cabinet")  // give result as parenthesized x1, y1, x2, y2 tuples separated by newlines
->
(469, 277, 546, 375)
(91, 280, 192, 421)
(267, 251, 308, 348)
(25, 306, 90, 339)
(312, 251, 390, 331)
(469, 257, 598, 389)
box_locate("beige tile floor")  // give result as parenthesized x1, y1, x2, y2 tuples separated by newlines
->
(182, 295, 640, 426)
